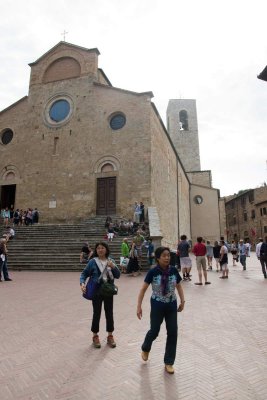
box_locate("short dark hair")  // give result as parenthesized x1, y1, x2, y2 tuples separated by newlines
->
(92, 241, 110, 258)
(180, 234, 187, 240)
(197, 236, 203, 243)
(155, 246, 170, 262)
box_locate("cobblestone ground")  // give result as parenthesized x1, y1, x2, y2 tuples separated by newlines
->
(0, 252, 266, 400)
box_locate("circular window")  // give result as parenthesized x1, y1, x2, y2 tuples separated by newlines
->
(49, 99, 70, 122)
(1, 129, 14, 145)
(44, 95, 73, 128)
(110, 114, 126, 130)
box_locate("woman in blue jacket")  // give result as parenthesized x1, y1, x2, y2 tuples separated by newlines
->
(80, 241, 120, 349)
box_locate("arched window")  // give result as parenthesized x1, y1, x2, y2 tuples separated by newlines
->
(179, 110, 189, 131)
(101, 163, 114, 173)
(5, 172, 15, 181)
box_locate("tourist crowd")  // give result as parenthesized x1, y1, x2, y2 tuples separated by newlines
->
(1, 206, 40, 226)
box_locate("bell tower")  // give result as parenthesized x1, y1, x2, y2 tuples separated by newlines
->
(167, 99, 201, 172)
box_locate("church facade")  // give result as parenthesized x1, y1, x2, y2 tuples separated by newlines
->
(0, 42, 221, 248)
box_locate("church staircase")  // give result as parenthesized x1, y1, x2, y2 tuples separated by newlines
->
(2, 216, 149, 271)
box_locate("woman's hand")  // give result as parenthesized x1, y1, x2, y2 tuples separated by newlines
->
(177, 301, 185, 312)
(80, 283, 86, 293)
(107, 259, 114, 268)
(137, 306, 142, 319)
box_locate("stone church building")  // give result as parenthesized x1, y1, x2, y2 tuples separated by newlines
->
(0, 42, 221, 248)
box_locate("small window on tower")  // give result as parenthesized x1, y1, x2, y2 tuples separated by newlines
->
(179, 110, 189, 131)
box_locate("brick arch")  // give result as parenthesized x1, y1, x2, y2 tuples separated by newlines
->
(43, 57, 81, 83)
(0, 165, 21, 182)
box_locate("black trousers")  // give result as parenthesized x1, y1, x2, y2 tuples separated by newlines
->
(260, 256, 267, 277)
(91, 295, 114, 333)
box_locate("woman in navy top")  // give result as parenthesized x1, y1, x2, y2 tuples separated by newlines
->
(137, 246, 185, 374)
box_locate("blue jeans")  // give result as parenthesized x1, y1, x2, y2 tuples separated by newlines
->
(240, 255, 246, 269)
(142, 299, 178, 365)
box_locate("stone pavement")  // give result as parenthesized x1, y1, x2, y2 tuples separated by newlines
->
(0, 252, 266, 400)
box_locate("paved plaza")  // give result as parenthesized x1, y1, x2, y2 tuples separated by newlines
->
(0, 252, 266, 400)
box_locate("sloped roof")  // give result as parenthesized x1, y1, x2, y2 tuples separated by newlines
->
(0, 96, 28, 115)
(29, 41, 100, 66)
(94, 82, 153, 97)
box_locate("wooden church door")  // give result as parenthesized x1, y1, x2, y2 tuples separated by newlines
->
(96, 177, 116, 215)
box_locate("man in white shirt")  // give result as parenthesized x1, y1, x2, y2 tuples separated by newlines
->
(256, 238, 263, 259)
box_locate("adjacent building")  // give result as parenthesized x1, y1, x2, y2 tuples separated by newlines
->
(224, 185, 267, 245)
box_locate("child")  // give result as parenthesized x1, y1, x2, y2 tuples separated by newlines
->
(219, 240, 229, 279)
(107, 224, 115, 242)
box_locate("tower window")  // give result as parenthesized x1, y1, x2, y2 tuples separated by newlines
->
(179, 110, 189, 131)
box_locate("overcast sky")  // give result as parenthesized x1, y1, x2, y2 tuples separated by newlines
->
(1, 0, 267, 196)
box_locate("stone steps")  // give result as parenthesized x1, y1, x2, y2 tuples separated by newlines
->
(3, 216, 149, 271)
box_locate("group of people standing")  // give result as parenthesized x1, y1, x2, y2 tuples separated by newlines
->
(177, 235, 259, 285)
(120, 232, 154, 276)
(133, 201, 145, 223)
(1, 206, 40, 226)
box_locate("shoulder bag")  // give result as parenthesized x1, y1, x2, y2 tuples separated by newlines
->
(83, 277, 100, 300)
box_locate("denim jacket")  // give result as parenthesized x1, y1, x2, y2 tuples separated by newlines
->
(80, 257, 120, 285)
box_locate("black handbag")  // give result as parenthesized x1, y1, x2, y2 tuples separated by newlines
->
(99, 281, 118, 297)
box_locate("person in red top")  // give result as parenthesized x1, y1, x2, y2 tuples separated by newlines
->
(192, 237, 211, 285)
